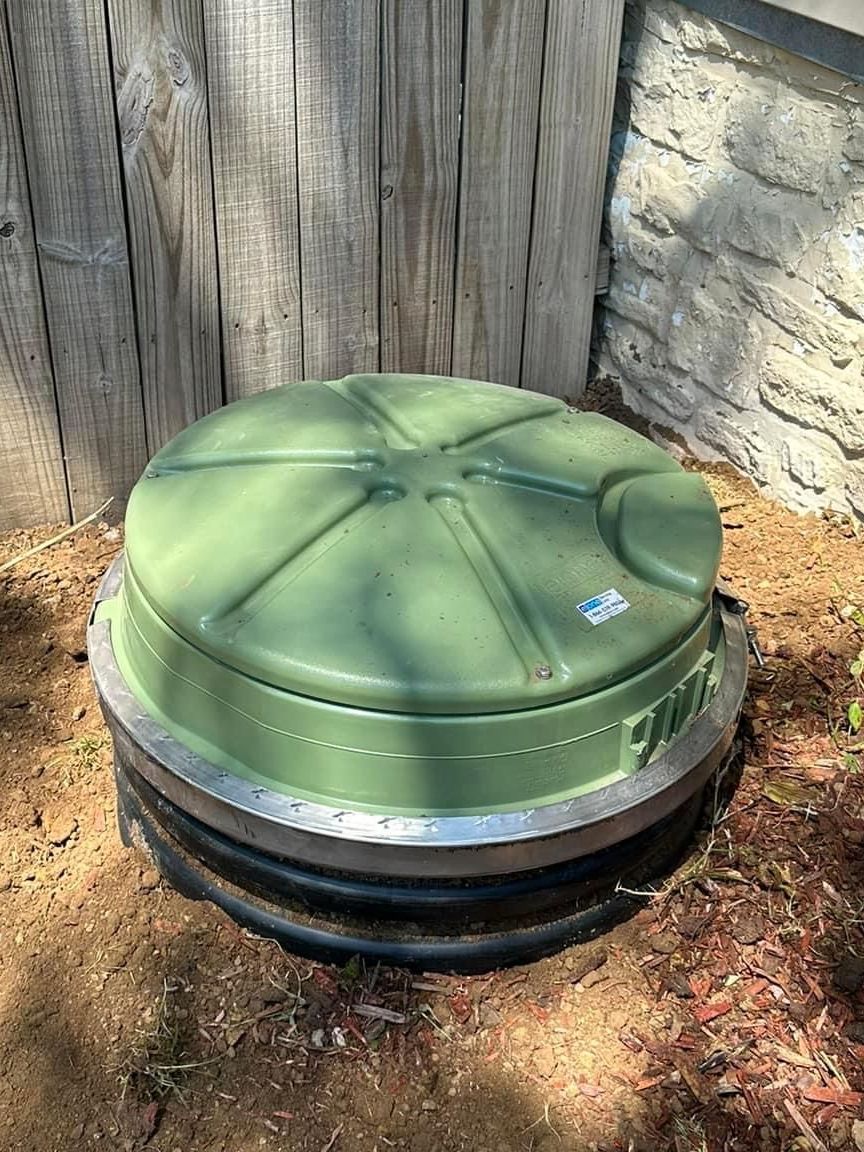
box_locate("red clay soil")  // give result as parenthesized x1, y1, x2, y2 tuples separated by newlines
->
(2, 462, 864, 1152)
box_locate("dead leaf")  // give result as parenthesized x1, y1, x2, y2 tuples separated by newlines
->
(312, 967, 339, 996)
(763, 780, 818, 809)
(635, 1074, 665, 1091)
(448, 993, 472, 1024)
(140, 1101, 159, 1140)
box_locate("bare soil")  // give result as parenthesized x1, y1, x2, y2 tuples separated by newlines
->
(3, 461, 864, 1152)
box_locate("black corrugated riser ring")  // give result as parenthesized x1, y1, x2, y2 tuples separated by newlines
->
(115, 750, 711, 972)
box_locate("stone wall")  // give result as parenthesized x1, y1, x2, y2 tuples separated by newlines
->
(593, 0, 864, 515)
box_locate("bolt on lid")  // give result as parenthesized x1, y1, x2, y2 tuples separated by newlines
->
(123, 375, 722, 715)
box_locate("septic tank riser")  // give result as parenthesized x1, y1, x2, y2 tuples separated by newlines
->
(88, 374, 752, 969)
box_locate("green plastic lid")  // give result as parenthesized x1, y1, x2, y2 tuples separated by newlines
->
(99, 375, 726, 816)
(122, 374, 720, 714)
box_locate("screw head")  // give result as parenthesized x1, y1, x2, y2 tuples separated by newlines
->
(535, 664, 552, 681)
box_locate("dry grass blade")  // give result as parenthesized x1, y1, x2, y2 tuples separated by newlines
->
(321, 1122, 343, 1152)
(115, 983, 222, 1103)
(0, 498, 113, 575)
(352, 1004, 407, 1024)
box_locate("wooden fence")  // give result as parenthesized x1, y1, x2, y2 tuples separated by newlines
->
(0, 0, 624, 528)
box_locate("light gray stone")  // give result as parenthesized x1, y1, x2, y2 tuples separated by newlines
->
(610, 221, 694, 281)
(629, 53, 736, 161)
(725, 89, 837, 195)
(665, 281, 761, 407)
(605, 264, 678, 342)
(779, 427, 847, 494)
(716, 252, 862, 364)
(845, 468, 864, 519)
(760, 350, 864, 454)
(812, 229, 864, 321)
(695, 407, 770, 484)
(844, 120, 864, 163)
(723, 176, 830, 271)
(603, 320, 695, 421)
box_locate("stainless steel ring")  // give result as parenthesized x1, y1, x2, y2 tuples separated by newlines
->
(90, 554, 747, 879)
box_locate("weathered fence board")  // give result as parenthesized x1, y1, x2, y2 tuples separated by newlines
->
(522, 0, 625, 399)
(9, 1, 146, 519)
(1, 0, 623, 528)
(451, 0, 545, 386)
(107, 0, 222, 448)
(294, 0, 379, 380)
(203, 0, 303, 402)
(380, 0, 463, 374)
(0, 13, 67, 528)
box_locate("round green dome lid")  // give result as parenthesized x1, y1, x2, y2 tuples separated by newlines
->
(122, 374, 722, 715)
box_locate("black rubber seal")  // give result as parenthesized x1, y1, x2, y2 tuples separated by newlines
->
(116, 752, 706, 972)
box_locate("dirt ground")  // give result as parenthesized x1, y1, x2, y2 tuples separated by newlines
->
(4, 458, 864, 1152)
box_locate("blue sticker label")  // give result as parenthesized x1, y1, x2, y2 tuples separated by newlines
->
(577, 588, 630, 626)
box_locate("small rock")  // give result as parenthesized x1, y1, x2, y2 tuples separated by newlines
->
(567, 947, 608, 984)
(787, 1002, 809, 1023)
(532, 1047, 558, 1080)
(71, 705, 86, 721)
(834, 954, 864, 995)
(663, 971, 694, 999)
(259, 986, 289, 1005)
(851, 1118, 864, 1152)
(421, 1100, 438, 1112)
(676, 914, 705, 940)
(0, 875, 11, 893)
(45, 814, 77, 846)
(139, 868, 160, 892)
(103, 911, 122, 938)
(479, 1003, 503, 1029)
(650, 932, 679, 956)
(760, 953, 781, 976)
(581, 969, 606, 990)
(731, 914, 764, 946)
